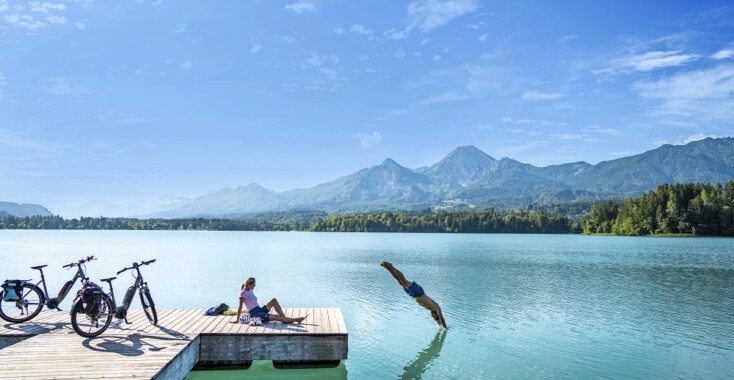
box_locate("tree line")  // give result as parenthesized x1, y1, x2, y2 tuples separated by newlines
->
(582, 181, 734, 236)
(0, 216, 297, 231)
(310, 210, 580, 233)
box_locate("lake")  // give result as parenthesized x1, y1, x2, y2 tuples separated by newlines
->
(1, 231, 733, 379)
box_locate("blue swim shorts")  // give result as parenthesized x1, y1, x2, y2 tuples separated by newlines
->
(403, 281, 425, 298)
(248, 305, 270, 321)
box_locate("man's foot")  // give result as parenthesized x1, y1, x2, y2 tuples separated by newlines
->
(380, 261, 392, 268)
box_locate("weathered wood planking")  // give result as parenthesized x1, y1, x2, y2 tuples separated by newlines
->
(0, 307, 348, 379)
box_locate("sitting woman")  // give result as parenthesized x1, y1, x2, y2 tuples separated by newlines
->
(230, 277, 307, 324)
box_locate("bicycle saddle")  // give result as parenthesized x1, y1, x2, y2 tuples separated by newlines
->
(100, 277, 117, 283)
(31, 265, 48, 270)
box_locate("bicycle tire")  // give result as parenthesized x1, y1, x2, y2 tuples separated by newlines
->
(0, 283, 45, 323)
(70, 294, 113, 338)
(140, 287, 157, 326)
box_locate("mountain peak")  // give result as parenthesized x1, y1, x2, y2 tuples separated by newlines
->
(447, 145, 494, 161)
(381, 158, 401, 168)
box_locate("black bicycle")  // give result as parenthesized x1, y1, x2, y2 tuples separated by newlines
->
(0, 256, 96, 323)
(70, 259, 157, 338)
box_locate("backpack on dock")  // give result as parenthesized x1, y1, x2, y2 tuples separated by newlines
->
(204, 303, 229, 316)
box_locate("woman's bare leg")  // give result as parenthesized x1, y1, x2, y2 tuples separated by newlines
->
(266, 298, 286, 317)
(380, 261, 412, 288)
(269, 314, 307, 324)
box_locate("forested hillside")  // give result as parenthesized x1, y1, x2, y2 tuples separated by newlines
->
(582, 182, 734, 236)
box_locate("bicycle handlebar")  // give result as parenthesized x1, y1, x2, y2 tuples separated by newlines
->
(116, 259, 156, 275)
(62, 256, 95, 269)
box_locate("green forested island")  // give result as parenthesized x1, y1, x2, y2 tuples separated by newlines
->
(582, 182, 734, 236)
(1, 181, 733, 236)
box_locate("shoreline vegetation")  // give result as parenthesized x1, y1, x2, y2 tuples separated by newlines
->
(1, 182, 732, 237)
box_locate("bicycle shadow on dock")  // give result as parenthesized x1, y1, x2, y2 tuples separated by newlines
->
(1, 320, 68, 335)
(81, 333, 191, 357)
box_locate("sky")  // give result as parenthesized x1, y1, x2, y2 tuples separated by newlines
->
(1, 0, 733, 214)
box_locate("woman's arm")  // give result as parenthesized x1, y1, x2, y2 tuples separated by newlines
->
(230, 297, 244, 323)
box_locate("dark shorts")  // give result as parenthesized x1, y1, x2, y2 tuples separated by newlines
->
(248, 305, 270, 321)
(403, 281, 425, 298)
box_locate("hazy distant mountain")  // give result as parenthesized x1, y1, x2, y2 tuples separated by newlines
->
(0, 201, 53, 217)
(58, 195, 191, 218)
(149, 137, 734, 218)
(153, 184, 283, 218)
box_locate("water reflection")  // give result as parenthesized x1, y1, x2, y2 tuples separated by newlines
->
(186, 360, 348, 379)
(399, 330, 447, 380)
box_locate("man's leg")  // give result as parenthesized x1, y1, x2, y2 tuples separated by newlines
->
(380, 261, 412, 288)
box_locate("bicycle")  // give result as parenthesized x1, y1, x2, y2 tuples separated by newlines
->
(70, 259, 157, 338)
(0, 256, 96, 323)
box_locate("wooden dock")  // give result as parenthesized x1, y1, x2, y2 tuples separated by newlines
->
(0, 308, 348, 379)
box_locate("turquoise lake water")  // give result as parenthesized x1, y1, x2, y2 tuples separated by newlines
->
(1, 231, 733, 379)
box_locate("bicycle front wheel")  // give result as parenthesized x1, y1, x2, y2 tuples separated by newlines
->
(0, 283, 44, 323)
(140, 287, 157, 326)
(70, 294, 113, 338)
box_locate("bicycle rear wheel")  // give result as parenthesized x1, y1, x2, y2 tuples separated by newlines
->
(0, 283, 44, 323)
(140, 287, 157, 326)
(70, 294, 113, 338)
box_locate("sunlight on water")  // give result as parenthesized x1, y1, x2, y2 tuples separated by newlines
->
(1, 231, 733, 379)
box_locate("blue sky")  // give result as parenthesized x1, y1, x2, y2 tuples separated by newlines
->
(1, 0, 733, 214)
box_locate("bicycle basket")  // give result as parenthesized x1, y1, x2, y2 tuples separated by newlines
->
(2, 280, 25, 302)
(81, 285, 102, 315)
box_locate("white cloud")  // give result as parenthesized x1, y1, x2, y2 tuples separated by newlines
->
(653, 133, 718, 146)
(712, 49, 734, 60)
(30, 2, 66, 13)
(352, 131, 382, 149)
(44, 76, 92, 97)
(386, 0, 479, 39)
(75, 21, 85, 30)
(4, 14, 46, 30)
(350, 24, 373, 35)
(478, 33, 487, 42)
(394, 49, 406, 59)
(174, 23, 187, 33)
(179, 61, 193, 71)
(557, 34, 578, 43)
(3, 1, 71, 30)
(522, 91, 562, 101)
(408, 0, 479, 32)
(285, 1, 316, 14)
(633, 64, 734, 123)
(301, 53, 342, 82)
(502, 116, 535, 124)
(333, 25, 345, 34)
(250, 43, 262, 54)
(581, 126, 622, 135)
(601, 50, 699, 74)
(432, 54, 442, 61)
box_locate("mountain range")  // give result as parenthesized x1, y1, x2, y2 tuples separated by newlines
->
(3, 138, 732, 219)
(149, 137, 734, 219)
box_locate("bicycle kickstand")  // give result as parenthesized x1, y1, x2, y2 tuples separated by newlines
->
(124, 316, 132, 324)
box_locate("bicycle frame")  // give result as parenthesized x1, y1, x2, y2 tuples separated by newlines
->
(106, 264, 147, 321)
(36, 262, 89, 309)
